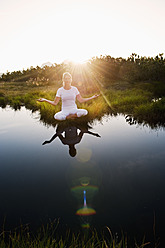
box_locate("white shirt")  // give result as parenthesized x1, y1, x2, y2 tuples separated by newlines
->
(56, 86, 80, 111)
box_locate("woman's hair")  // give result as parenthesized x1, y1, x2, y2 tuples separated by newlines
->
(62, 72, 72, 79)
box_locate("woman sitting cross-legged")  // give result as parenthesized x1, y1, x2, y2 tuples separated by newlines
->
(37, 72, 99, 121)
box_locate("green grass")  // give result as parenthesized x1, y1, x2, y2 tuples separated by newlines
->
(103, 82, 165, 127)
(105, 88, 152, 113)
(0, 80, 165, 128)
(133, 97, 165, 127)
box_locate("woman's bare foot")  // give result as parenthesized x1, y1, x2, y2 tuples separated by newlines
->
(66, 114, 78, 119)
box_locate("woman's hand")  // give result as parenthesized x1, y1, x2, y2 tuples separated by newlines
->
(92, 94, 100, 99)
(36, 97, 59, 106)
(36, 98, 46, 102)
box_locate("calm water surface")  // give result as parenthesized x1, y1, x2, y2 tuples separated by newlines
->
(0, 106, 165, 243)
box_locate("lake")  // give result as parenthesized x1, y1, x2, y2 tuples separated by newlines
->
(0, 106, 165, 245)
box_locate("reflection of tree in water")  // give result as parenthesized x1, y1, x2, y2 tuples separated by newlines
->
(42, 122, 101, 157)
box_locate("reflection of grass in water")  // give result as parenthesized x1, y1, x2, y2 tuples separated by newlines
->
(0, 222, 153, 248)
(105, 87, 165, 127)
(133, 98, 165, 127)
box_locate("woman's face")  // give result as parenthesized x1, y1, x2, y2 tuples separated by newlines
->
(63, 75, 72, 84)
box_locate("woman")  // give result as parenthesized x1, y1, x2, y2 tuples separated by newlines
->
(37, 72, 99, 120)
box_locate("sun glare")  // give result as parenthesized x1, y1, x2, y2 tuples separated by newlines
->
(67, 56, 89, 65)
(39, 8, 100, 65)
(1, 0, 165, 73)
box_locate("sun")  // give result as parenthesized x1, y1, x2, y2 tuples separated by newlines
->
(67, 55, 88, 65)
(47, 8, 98, 65)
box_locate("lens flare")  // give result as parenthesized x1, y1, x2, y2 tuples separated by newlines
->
(80, 177, 90, 186)
(76, 190, 96, 216)
(71, 185, 98, 193)
(77, 147, 92, 163)
(84, 190, 87, 206)
(71, 185, 98, 203)
(81, 223, 90, 228)
(76, 207, 96, 216)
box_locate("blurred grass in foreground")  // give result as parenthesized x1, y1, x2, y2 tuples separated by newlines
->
(0, 221, 156, 248)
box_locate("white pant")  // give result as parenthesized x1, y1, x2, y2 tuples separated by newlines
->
(54, 108, 88, 121)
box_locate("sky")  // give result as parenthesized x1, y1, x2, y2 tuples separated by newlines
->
(0, 0, 165, 73)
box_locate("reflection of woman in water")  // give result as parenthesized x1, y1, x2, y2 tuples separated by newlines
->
(42, 123, 101, 157)
(37, 72, 99, 120)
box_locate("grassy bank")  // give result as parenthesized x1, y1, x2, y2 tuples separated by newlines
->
(104, 81, 165, 127)
(0, 80, 165, 128)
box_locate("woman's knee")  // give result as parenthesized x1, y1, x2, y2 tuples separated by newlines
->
(77, 109, 88, 117)
(54, 112, 66, 121)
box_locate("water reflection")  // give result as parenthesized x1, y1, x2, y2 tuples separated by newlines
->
(1, 106, 165, 244)
(42, 122, 101, 157)
(125, 114, 137, 125)
(42, 121, 101, 229)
